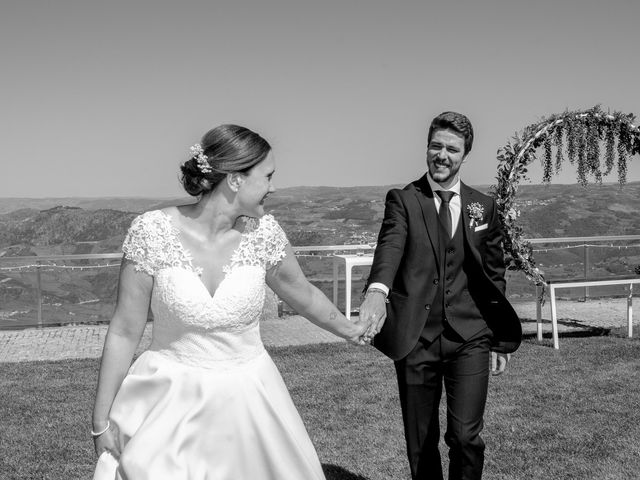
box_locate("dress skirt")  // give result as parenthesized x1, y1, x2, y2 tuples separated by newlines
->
(93, 349, 326, 480)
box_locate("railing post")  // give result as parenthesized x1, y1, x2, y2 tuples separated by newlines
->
(583, 244, 590, 299)
(536, 284, 543, 341)
(36, 261, 43, 328)
(628, 283, 633, 338)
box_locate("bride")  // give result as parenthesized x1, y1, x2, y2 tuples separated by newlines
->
(91, 124, 369, 479)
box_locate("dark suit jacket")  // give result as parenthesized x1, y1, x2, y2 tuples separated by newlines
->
(368, 175, 521, 361)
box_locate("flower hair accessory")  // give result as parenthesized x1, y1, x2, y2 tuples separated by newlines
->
(467, 202, 484, 227)
(189, 143, 212, 174)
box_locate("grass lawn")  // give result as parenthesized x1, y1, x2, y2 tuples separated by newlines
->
(1, 334, 640, 480)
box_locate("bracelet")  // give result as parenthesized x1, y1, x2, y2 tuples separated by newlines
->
(91, 420, 110, 437)
(366, 288, 390, 303)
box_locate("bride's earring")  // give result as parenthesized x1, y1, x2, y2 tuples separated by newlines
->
(227, 174, 242, 193)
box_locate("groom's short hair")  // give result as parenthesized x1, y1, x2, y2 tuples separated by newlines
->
(428, 112, 474, 155)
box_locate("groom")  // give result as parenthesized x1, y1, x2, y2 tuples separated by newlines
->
(359, 111, 521, 480)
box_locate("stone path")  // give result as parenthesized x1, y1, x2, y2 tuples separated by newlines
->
(0, 316, 345, 363)
(0, 298, 636, 363)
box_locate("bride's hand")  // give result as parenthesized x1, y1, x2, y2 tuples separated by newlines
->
(347, 316, 371, 345)
(93, 423, 121, 460)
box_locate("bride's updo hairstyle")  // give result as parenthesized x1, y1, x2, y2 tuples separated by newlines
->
(180, 124, 271, 196)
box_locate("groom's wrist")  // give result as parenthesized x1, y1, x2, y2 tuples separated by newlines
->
(366, 287, 389, 303)
(366, 282, 388, 295)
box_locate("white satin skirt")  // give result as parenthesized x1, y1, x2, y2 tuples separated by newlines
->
(93, 349, 326, 480)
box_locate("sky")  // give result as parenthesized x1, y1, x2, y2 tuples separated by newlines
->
(1, 0, 639, 198)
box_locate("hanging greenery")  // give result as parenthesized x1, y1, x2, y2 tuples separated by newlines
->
(576, 120, 588, 186)
(490, 106, 640, 299)
(543, 135, 553, 183)
(605, 124, 616, 175)
(586, 118, 601, 183)
(553, 125, 564, 173)
(566, 121, 577, 164)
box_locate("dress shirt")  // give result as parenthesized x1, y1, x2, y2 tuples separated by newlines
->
(427, 173, 461, 237)
(367, 174, 462, 297)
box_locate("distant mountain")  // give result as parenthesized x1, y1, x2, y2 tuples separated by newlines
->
(0, 182, 638, 254)
(0, 206, 138, 255)
(267, 182, 640, 242)
(0, 186, 405, 252)
(513, 182, 640, 237)
(0, 183, 638, 327)
(0, 197, 186, 215)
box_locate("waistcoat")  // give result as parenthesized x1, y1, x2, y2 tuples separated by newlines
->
(421, 220, 487, 342)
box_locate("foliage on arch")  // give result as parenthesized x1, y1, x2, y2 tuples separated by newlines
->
(489, 106, 640, 292)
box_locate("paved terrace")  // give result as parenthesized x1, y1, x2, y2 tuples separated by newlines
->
(0, 298, 636, 363)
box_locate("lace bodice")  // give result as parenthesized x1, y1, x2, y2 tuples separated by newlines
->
(122, 210, 288, 366)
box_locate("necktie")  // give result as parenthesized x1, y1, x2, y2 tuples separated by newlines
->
(436, 190, 455, 240)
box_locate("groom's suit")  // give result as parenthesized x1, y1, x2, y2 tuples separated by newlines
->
(367, 174, 521, 480)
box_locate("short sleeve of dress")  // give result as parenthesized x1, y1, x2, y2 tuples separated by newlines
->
(257, 214, 289, 270)
(122, 212, 164, 276)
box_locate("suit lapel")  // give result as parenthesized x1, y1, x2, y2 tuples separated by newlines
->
(460, 182, 484, 265)
(413, 175, 442, 268)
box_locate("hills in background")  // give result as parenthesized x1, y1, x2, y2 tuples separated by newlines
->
(0, 197, 183, 215)
(0, 182, 638, 327)
(1, 182, 639, 255)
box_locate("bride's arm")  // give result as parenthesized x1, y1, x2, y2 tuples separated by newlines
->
(266, 244, 367, 343)
(92, 259, 152, 457)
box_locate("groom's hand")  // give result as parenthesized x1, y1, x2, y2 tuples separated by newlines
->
(358, 290, 387, 342)
(491, 352, 511, 375)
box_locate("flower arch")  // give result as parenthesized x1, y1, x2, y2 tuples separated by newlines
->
(489, 106, 640, 295)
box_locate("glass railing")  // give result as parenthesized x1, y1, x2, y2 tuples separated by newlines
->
(1, 237, 639, 329)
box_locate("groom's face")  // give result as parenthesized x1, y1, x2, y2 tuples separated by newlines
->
(426, 128, 467, 186)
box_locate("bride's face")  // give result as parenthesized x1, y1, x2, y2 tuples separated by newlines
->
(236, 152, 276, 218)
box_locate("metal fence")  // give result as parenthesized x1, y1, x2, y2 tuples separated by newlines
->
(526, 235, 640, 298)
(1, 236, 639, 329)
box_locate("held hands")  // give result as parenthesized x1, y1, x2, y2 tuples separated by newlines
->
(491, 352, 511, 375)
(346, 315, 373, 345)
(357, 290, 388, 344)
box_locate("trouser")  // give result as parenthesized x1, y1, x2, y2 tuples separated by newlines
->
(394, 325, 492, 480)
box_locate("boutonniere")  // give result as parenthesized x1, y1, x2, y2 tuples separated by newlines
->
(467, 202, 484, 228)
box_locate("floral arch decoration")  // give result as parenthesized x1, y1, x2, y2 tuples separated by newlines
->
(489, 106, 640, 295)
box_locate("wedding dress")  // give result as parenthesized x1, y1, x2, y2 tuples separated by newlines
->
(93, 210, 326, 480)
